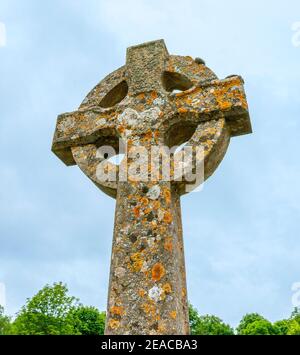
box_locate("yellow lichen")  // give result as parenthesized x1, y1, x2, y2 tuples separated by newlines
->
(130, 252, 144, 272)
(108, 319, 120, 330)
(152, 200, 161, 210)
(141, 302, 156, 317)
(170, 311, 177, 319)
(162, 283, 172, 294)
(138, 289, 146, 297)
(178, 107, 188, 113)
(140, 197, 149, 205)
(158, 321, 166, 333)
(144, 207, 152, 215)
(110, 306, 125, 316)
(163, 189, 171, 204)
(151, 220, 158, 229)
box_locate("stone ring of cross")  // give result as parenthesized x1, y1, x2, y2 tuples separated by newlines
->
(52, 40, 251, 335)
(52, 40, 251, 197)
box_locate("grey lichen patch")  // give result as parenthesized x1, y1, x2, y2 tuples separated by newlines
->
(147, 185, 161, 200)
(148, 286, 163, 302)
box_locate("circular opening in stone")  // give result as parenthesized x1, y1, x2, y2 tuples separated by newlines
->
(165, 122, 197, 150)
(99, 80, 128, 108)
(162, 71, 194, 93)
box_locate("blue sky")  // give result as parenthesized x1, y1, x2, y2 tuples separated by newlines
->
(0, 0, 300, 326)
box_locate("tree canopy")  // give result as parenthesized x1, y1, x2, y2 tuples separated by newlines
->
(189, 304, 234, 335)
(8, 282, 105, 335)
(1, 283, 299, 335)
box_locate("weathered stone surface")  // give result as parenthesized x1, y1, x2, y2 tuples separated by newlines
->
(52, 39, 252, 335)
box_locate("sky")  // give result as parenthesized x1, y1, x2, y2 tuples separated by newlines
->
(0, 0, 300, 327)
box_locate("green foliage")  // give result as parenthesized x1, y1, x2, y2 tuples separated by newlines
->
(240, 319, 279, 335)
(188, 303, 200, 334)
(68, 306, 105, 335)
(12, 282, 79, 335)
(287, 308, 300, 335)
(189, 304, 234, 335)
(291, 307, 300, 323)
(236, 313, 267, 334)
(0, 306, 11, 335)
(3, 283, 300, 335)
(274, 320, 290, 335)
(287, 320, 300, 335)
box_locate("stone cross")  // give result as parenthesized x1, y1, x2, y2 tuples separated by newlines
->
(52, 40, 252, 335)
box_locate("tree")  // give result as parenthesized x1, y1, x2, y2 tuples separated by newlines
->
(189, 304, 234, 335)
(189, 303, 200, 334)
(236, 313, 267, 335)
(274, 320, 290, 335)
(290, 308, 300, 323)
(286, 308, 300, 335)
(287, 320, 300, 335)
(12, 282, 79, 335)
(240, 319, 279, 335)
(0, 306, 11, 335)
(69, 306, 106, 335)
(236, 313, 281, 335)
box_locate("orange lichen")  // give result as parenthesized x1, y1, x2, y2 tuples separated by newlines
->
(154, 130, 160, 138)
(140, 197, 149, 205)
(143, 130, 152, 141)
(133, 206, 140, 218)
(108, 319, 120, 330)
(178, 107, 188, 113)
(151, 91, 158, 100)
(110, 306, 125, 316)
(151, 262, 165, 282)
(118, 125, 125, 134)
(163, 211, 173, 224)
(138, 289, 146, 297)
(219, 101, 231, 110)
(164, 237, 173, 252)
(182, 288, 187, 297)
(170, 311, 177, 319)
(184, 97, 193, 105)
(137, 92, 145, 100)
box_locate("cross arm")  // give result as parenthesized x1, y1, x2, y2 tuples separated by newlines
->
(52, 108, 117, 166)
(174, 75, 252, 137)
